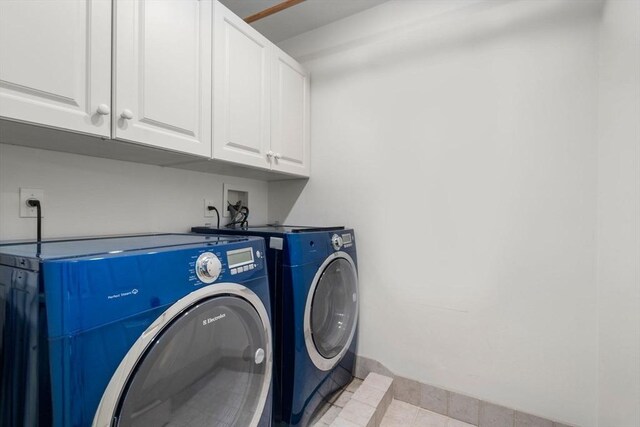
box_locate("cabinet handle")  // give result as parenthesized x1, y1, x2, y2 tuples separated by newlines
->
(96, 104, 110, 115)
(266, 151, 274, 159)
(274, 153, 282, 160)
(120, 109, 134, 120)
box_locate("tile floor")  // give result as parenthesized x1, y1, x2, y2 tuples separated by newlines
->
(381, 399, 475, 427)
(312, 377, 476, 427)
(311, 378, 363, 426)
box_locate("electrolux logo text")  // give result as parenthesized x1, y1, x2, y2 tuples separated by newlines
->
(203, 313, 226, 326)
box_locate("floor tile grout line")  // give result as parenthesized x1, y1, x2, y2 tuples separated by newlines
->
(409, 404, 419, 425)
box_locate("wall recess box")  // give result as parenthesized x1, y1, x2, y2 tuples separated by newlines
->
(20, 188, 44, 218)
(222, 184, 249, 218)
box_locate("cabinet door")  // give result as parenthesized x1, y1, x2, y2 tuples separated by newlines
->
(114, 0, 212, 157)
(213, 2, 271, 169)
(271, 49, 310, 176)
(0, 0, 111, 137)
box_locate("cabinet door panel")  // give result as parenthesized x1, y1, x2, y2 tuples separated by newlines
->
(213, 2, 270, 169)
(114, 0, 212, 157)
(0, 0, 111, 137)
(271, 49, 310, 176)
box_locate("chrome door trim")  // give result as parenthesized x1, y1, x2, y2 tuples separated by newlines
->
(92, 283, 272, 427)
(303, 251, 359, 371)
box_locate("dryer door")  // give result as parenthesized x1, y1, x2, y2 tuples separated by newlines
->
(304, 252, 359, 371)
(93, 284, 272, 427)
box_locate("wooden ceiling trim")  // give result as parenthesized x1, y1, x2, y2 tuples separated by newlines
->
(244, 0, 306, 24)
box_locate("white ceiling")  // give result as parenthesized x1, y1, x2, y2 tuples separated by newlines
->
(219, 0, 389, 43)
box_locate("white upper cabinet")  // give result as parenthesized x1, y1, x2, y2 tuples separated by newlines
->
(271, 48, 310, 176)
(213, 2, 271, 169)
(114, 0, 212, 157)
(0, 0, 111, 137)
(0, 0, 309, 177)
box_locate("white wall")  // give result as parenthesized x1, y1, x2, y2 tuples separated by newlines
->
(597, 1, 640, 425)
(0, 143, 268, 240)
(271, 1, 606, 425)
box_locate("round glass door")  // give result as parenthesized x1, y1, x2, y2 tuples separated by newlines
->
(114, 295, 269, 427)
(304, 253, 358, 371)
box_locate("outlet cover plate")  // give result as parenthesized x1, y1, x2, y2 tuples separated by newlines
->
(204, 199, 217, 218)
(20, 188, 44, 218)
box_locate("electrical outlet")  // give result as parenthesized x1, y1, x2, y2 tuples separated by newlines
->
(20, 188, 44, 218)
(204, 199, 217, 218)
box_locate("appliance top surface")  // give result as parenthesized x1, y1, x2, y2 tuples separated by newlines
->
(193, 224, 346, 234)
(0, 233, 250, 260)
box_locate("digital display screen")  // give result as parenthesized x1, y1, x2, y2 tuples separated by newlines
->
(227, 248, 254, 268)
(342, 233, 352, 244)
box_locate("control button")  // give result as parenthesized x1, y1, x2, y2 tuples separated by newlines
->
(243, 265, 249, 272)
(256, 250, 262, 258)
(249, 264, 254, 270)
(231, 268, 238, 275)
(196, 252, 222, 284)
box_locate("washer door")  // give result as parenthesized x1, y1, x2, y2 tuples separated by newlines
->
(93, 284, 271, 427)
(304, 252, 359, 371)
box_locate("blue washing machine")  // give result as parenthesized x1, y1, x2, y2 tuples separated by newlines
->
(0, 234, 273, 427)
(192, 226, 359, 427)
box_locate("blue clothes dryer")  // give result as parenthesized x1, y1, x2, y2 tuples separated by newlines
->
(192, 226, 359, 427)
(0, 234, 273, 427)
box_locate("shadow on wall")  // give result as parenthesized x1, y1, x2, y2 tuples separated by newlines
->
(296, 0, 604, 83)
(268, 179, 308, 224)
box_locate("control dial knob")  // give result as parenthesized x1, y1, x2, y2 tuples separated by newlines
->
(331, 234, 344, 251)
(196, 252, 222, 284)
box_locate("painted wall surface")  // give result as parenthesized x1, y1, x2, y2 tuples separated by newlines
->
(597, 1, 640, 425)
(0, 143, 268, 240)
(272, 1, 604, 425)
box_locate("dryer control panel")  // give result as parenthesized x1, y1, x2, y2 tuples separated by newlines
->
(341, 232, 354, 248)
(332, 232, 354, 251)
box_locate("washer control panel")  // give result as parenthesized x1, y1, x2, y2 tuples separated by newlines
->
(195, 252, 222, 283)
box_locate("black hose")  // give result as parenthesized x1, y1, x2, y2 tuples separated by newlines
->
(27, 199, 42, 256)
(207, 206, 220, 229)
(226, 202, 250, 229)
(240, 206, 249, 228)
(27, 199, 42, 242)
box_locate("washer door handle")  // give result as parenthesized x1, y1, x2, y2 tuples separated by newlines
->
(255, 348, 265, 364)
